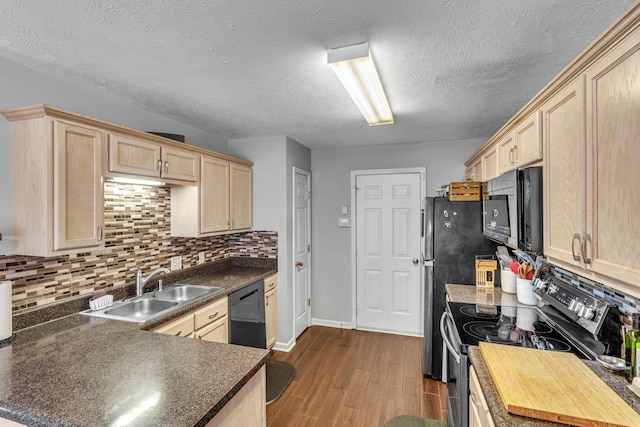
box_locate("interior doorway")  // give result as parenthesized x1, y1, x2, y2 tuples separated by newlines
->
(351, 168, 425, 335)
(293, 167, 311, 338)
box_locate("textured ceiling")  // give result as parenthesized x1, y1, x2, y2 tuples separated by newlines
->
(0, 0, 634, 149)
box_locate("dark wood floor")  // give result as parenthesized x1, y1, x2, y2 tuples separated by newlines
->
(266, 326, 447, 427)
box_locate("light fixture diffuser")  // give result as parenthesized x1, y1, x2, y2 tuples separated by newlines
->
(328, 42, 394, 126)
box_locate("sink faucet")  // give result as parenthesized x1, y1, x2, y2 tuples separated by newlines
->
(135, 267, 170, 297)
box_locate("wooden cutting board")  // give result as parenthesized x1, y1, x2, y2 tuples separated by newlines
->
(479, 342, 640, 427)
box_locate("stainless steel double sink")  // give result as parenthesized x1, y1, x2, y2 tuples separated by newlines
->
(81, 284, 224, 323)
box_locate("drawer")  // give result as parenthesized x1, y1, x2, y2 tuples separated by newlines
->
(264, 274, 276, 292)
(196, 316, 228, 343)
(153, 313, 194, 337)
(194, 296, 228, 330)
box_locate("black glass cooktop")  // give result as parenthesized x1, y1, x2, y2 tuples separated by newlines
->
(447, 301, 586, 358)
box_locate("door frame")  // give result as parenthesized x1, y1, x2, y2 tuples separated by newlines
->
(350, 167, 426, 333)
(293, 167, 312, 337)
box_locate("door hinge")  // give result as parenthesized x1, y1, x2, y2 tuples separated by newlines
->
(306, 191, 311, 200)
(307, 244, 311, 252)
(307, 298, 311, 307)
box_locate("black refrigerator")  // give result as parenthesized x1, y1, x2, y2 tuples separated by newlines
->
(422, 197, 498, 380)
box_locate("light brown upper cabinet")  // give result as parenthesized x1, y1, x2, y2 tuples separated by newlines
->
(497, 111, 543, 174)
(108, 133, 198, 183)
(582, 28, 640, 286)
(542, 76, 586, 269)
(172, 157, 252, 237)
(465, 157, 482, 181)
(230, 163, 253, 231)
(482, 144, 499, 181)
(3, 108, 105, 257)
(544, 25, 640, 288)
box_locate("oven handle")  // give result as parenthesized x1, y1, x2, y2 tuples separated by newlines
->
(440, 311, 461, 364)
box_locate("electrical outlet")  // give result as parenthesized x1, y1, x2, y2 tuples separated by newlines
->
(198, 252, 205, 265)
(170, 256, 182, 271)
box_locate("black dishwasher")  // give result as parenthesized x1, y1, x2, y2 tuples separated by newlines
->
(228, 280, 266, 349)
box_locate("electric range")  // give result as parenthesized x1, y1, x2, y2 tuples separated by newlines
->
(441, 271, 622, 427)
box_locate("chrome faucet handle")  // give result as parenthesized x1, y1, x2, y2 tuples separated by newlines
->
(158, 279, 163, 292)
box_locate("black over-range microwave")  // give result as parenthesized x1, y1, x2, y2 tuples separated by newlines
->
(482, 167, 543, 253)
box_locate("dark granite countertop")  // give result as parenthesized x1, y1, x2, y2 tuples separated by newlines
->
(0, 263, 276, 427)
(469, 346, 640, 426)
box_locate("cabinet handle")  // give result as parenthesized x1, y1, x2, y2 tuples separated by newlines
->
(157, 159, 162, 171)
(512, 145, 518, 164)
(97, 225, 103, 242)
(470, 391, 480, 407)
(571, 233, 582, 262)
(164, 161, 169, 174)
(582, 234, 592, 265)
(208, 312, 219, 320)
(266, 296, 269, 306)
(175, 330, 182, 336)
(509, 148, 514, 165)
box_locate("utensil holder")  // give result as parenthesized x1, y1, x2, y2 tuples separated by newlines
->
(516, 278, 537, 305)
(501, 269, 517, 294)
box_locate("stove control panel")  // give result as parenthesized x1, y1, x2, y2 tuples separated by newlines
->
(534, 276, 609, 336)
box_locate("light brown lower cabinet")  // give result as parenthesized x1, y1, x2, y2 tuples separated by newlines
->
(205, 365, 266, 427)
(264, 274, 277, 349)
(469, 365, 495, 427)
(153, 296, 228, 344)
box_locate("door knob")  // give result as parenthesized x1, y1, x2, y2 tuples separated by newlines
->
(412, 258, 419, 265)
(295, 261, 304, 267)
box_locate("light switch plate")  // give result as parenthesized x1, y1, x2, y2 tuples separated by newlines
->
(198, 252, 205, 265)
(170, 256, 182, 271)
(338, 217, 350, 228)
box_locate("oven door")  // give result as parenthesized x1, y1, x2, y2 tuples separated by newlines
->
(440, 309, 469, 427)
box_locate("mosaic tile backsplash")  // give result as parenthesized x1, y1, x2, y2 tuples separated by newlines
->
(0, 183, 277, 313)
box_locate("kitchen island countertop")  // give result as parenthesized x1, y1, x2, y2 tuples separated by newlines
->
(0, 265, 275, 427)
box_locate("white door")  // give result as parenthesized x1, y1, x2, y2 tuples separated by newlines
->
(355, 172, 422, 335)
(294, 168, 311, 338)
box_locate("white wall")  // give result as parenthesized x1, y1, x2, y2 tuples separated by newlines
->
(309, 138, 486, 325)
(0, 56, 228, 254)
(229, 136, 311, 349)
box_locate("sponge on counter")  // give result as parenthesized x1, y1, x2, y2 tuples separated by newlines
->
(92, 290, 107, 300)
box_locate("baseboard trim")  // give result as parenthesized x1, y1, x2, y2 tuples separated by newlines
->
(272, 337, 295, 352)
(355, 326, 423, 338)
(311, 318, 353, 329)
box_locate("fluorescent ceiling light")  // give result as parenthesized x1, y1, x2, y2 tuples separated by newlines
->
(109, 177, 165, 186)
(328, 42, 394, 126)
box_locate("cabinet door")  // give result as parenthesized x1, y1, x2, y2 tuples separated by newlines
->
(201, 157, 230, 233)
(161, 147, 198, 182)
(497, 131, 516, 174)
(53, 121, 104, 251)
(108, 133, 161, 177)
(193, 297, 228, 330)
(514, 110, 543, 167)
(585, 28, 640, 285)
(197, 317, 228, 343)
(482, 145, 499, 181)
(153, 313, 194, 337)
(265, 288, 277, 349)
(542, 77, 586, 266)
(230, 163, 252, 230)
